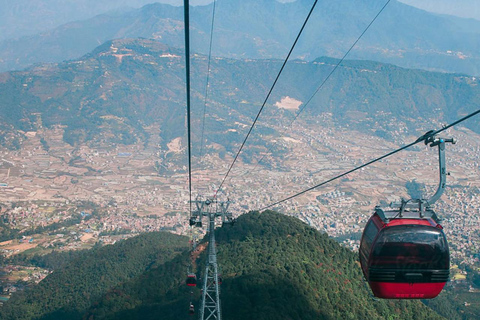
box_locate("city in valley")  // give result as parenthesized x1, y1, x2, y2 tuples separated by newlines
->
(0, 113, 479, 297)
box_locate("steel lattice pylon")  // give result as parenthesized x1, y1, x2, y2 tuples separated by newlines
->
(189, 197, 234, 320)
(200, 212, 221, 320)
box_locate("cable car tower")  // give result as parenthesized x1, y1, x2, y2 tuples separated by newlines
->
(190, 197, 234, 320)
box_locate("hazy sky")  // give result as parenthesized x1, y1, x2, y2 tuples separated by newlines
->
(162, 0, 295, 5)
(398, 0, 480, 20)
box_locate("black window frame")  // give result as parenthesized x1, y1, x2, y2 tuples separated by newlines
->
(360, 218, 379, 270)
(370, 225, 449, 270)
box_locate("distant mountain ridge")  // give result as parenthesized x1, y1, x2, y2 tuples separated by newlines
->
(399, 0, 480, 20)
(0, 0, 480, 74)
(0, 0, 160, 42)
(0, 38, 479, 152)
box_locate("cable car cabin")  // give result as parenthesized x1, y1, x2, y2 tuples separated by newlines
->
(186, 273, 197, 287)
(189, 217, 202, 228)
(360, 207, 449, 299)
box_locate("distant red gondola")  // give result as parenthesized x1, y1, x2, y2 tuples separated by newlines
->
(186, 273, 197, 287)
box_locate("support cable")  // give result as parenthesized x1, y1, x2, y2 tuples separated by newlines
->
(214, 0, 319, 197)
(199, 0, 218, 161)
(260, 109, 480, 211)
(184, 0, 193, 214)
(234, 0, 392, 180)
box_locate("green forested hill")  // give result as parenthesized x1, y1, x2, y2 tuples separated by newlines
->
(85, 211, 446, 320)
(1, 211, 467, 319)
(0, 231, 188, 320)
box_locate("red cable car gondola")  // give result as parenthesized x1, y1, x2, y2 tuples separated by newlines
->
(186, 273, 197, 287)
(360, 206, 449, 299)
(360, 136, 455, 299)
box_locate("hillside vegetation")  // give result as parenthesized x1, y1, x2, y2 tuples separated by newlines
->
(85, 211, 445, 319)
(0, 231, 188, 320)
(1, 211, 470, 319)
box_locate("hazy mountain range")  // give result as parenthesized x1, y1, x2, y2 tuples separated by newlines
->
(1, 0, 478, 43)
(0, 0, 479, 75)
